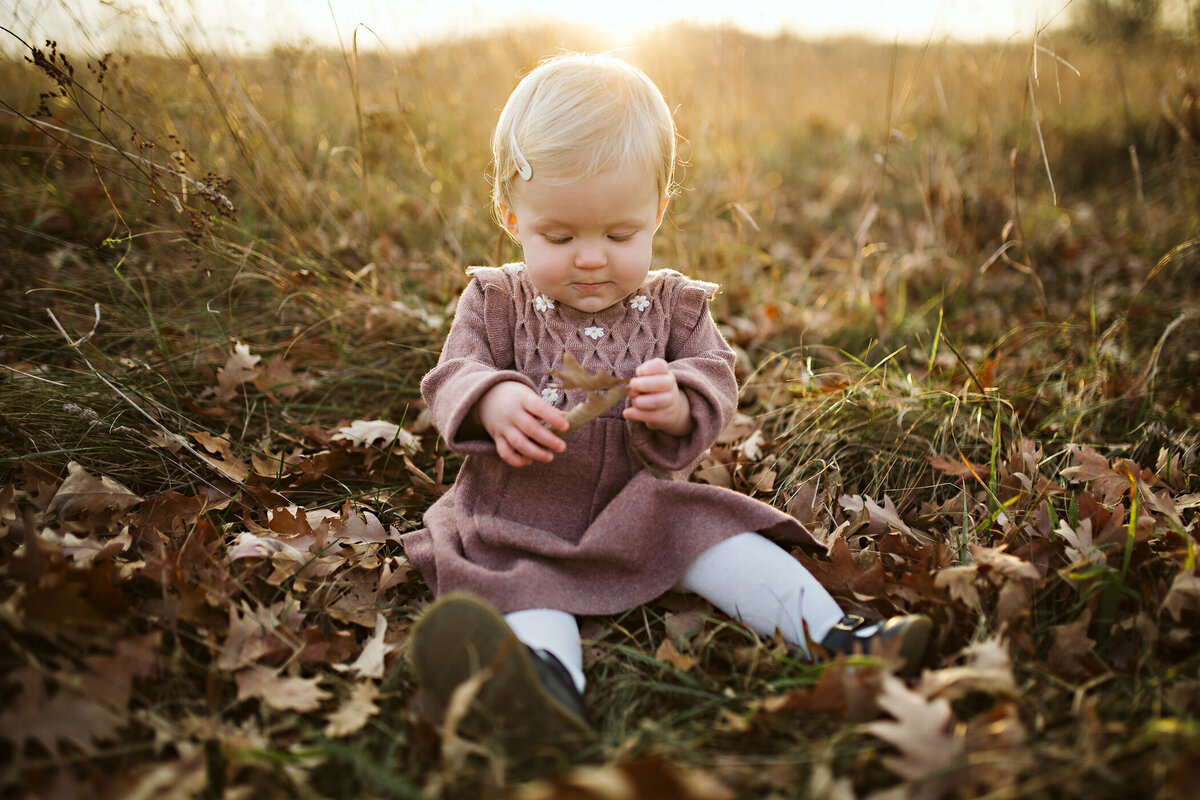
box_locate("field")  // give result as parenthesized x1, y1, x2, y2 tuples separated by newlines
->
(1, 12, 1199, 800)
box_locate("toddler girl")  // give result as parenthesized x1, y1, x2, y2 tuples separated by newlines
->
(401, 52, 930, 756)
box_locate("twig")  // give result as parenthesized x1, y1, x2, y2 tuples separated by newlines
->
(938, 332, 988, 396)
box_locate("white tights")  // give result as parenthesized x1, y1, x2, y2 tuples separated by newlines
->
(505, 532, 844, 694)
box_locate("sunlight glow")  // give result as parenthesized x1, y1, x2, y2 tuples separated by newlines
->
(6, 0, 1074, 55)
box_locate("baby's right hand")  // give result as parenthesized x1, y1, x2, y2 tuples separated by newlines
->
(474, 381, 569, 468)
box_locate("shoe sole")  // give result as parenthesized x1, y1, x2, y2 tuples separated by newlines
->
(894, 614, 932, 677)
(408, 593, 594, 757)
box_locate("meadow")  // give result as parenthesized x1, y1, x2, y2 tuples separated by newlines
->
(0, 15, 1198, 800)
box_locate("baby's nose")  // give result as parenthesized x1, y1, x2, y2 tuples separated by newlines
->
(575, 246, 606, 268)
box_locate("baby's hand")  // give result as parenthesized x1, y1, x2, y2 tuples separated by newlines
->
(622, 358, 694, 437)
(474, 381, 569, 468)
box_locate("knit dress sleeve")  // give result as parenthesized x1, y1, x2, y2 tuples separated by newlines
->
(627, 277, 737, 473)
(420, 274, 533, 456)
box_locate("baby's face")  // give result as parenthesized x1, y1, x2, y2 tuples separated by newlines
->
(503, 162, 665, 314)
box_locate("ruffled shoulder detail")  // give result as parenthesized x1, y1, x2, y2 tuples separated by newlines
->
(464, 262, 525, 288)
(452, 266, 523, 369)
(643, 269, 719, 349)
(645, 268, 719, 301)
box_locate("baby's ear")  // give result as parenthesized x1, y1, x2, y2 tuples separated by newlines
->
(502, 206, 521, 241)
(655, 195, 670, 228)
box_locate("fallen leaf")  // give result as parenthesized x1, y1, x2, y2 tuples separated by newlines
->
(738, 430, 767, 461)
(693, 457, 732, 488)
(0, 667, 124, 756)
(1061, 445, 1129, 504)
(1048, 610, 1101, 678)
(216, 601, 304, 671)
(235, 665, 329, 712)
(935, 565, 982, 610)
(253, 354, 303, 398)
(759, 661, 882, 721)
(655, 637, 698, 673)
(75, 633, 162, 712)
(39, 528, 131, 566)
(969, 543, 1040, 581)
(1056, 518, 1105, 566)
(839, 494, 931, 545)
(45, 461, 143, 522)
(215, 341, 261, 401)
(325, 681, 380, 738)
(917, 637, 1017, 701)
(333, 418, 420, 452)
(511, 756, 735, 800)
(664, 609, 709, 650)
(188, 432, 251, 483)
(866, 673, 964, 784)
(1162, 568, 1200, 622)
(335, 613, 401, 679)
(928, 453, 989, 482)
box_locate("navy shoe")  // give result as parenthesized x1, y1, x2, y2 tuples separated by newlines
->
(818, 613, 932, 677)
(408, 593, 594, 758)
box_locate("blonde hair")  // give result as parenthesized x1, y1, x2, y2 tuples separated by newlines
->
(491, 53, 676, 226)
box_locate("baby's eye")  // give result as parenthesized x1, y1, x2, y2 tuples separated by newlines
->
(607, 233, 635, 242)
(544, 235, 572, 245)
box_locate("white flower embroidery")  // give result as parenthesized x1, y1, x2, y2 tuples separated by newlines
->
(583, 326, 604, 341)
(541, 387, 560, 403)
(502, 262, 525, 274)
(630, 294, 650, 311)
(534, 294, 554, 312)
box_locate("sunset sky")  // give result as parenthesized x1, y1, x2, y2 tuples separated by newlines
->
(7, 0, 1077, 54)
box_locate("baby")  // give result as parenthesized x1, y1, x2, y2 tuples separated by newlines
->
(401, 52, 930, 757)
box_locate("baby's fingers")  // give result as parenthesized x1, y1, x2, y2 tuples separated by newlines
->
(525, 396, 570, 434)
(494, 436, 533, 468)
(634, 358, 670, 377)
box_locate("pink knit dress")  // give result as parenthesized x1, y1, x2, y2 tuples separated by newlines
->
(400, 264, 820, 615)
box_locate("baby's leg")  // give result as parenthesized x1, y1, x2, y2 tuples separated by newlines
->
(675, 532, 844, 652)
(505, 608, 586, 692)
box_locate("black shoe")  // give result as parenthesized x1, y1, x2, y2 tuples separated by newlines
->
(527, 647, 590, 726)
(818, 613, 932, 677)
(408, 593, 594, 758)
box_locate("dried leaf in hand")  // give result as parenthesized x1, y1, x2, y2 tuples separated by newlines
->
(550, 352, 625, 391)
(549, 353, 629, 435)
(561, 383, 628, 435)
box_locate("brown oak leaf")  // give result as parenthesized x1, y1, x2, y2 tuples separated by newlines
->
(332, 419, 420, 452)
(45, 461, 143, 522)
(866, 673, 965, 785)
(215, 341, 261, 401)
(324, 681, 380, 738)
(549, 354, 629, 435)
(0, 667, 124, 756)
(234, 665, 329, 712)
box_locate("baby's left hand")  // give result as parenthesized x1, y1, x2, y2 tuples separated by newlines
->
(622, 358, 694, 437)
